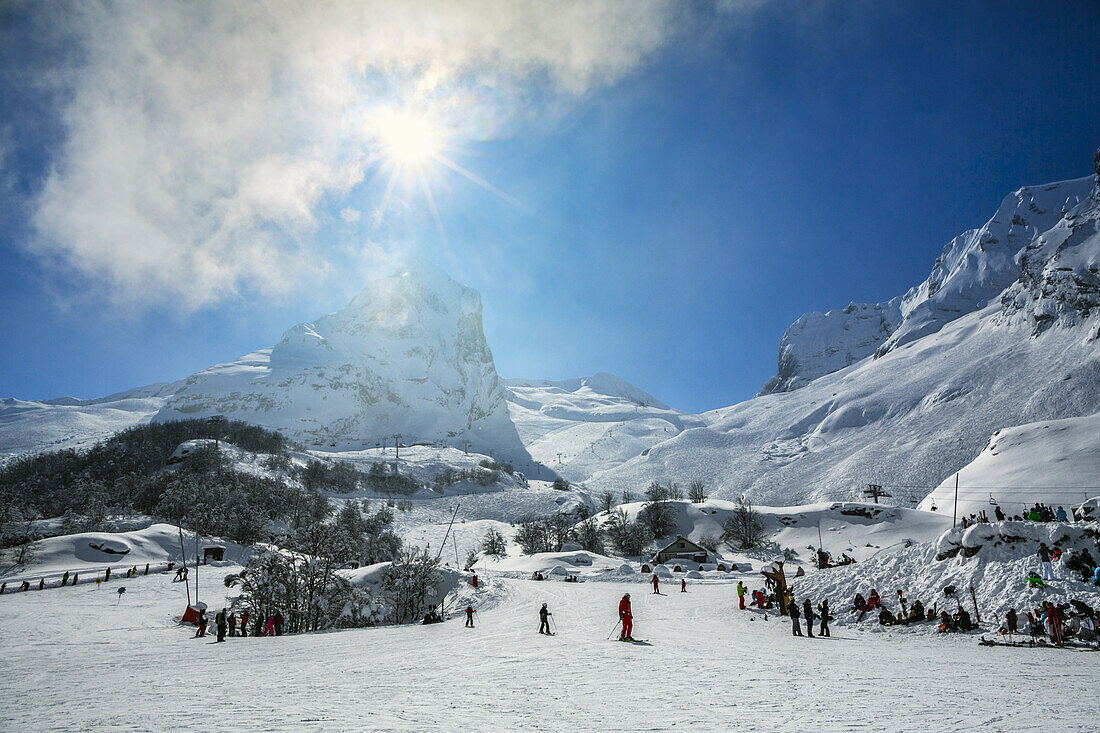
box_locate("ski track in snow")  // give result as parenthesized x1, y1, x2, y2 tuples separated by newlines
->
(1, 567, 1096, 732)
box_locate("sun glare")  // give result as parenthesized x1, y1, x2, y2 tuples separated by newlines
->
(376, 110, 443, 167)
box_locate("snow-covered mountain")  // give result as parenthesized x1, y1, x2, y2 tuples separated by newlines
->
(153, 264, 531, 463)
(588, 169, 1100, 505)
(762, 176, 1096, 393)
(504, 373, 706, 484)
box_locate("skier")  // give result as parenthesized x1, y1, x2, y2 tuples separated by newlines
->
(789, 597, 803, 636)
(1006, 608, 1018, 635)
(71, 573, 78, 585)
(736, 581, 746, 610)
(803, 598, 815, 637)
(240, 611, 250, 637)
(538, 603, 552, 634)
(274, 612, 284, 636)
(194, 609, 208, 638)
(264, 615, 275, 637)
(619, 593, 634, 641)
(104, 567, 111, 582)
(1038, 543, 1056, 581)
(38, 578, 44, 591)
(62, 571, 69, 587)
(465, 605, 476, 628)
(651, 574, 660, 594)
(471, 574, 479, 588)
(215, 608, 227, 642)
(817, 599, 831, 637)
(681, 579, 686, 593)
(228, 612, 237, 637)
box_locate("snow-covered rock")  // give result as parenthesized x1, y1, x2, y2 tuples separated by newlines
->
(154, 263, 532, 463)
(760, 299, 902, 394)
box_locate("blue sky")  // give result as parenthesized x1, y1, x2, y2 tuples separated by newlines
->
(1, 1, 1098, 413)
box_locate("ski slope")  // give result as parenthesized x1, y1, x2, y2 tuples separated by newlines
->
(0, 565, 1096, 731)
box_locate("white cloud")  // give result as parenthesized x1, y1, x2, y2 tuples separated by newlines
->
(25, 0, 688, 309)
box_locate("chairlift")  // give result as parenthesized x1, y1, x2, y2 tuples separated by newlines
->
(988, 493, 997, 505)
(930, 501, 938, 512)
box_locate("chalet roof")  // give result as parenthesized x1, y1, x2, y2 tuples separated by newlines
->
(653, 535, 707, 556)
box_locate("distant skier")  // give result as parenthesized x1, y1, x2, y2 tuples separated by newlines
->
(228, 612, 237, 637)
(1038, 544, 1056, 581)
(1006, 608, 1018, 635)
(194, 609, 208, 638)
(62, 571, 69, 587)
(736, 581, 746, 610)
(681, 579, 686, 593)
(104, 567, 111, 582)
(264, 615, 275, 636)
(818, 599, 831, 637)
(538, 603, 552, 634)
(215, 609, 227, 642)
(38, 578, 44, 591)
(619, 593, 634, 641)
(803, 598, 815, 638)
(789, 597, 803, 636)
(651, 574, 660, 594)
(465, 605, 476, 628)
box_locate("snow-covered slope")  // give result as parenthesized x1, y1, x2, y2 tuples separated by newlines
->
(0, 382, 181, 460)
(505, 373, 705, 484)
(916, 414, 1100, 519)
(154, 264, 531, 463)
(590, 172, 1100, 505)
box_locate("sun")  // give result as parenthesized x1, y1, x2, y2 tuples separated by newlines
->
(375, 110, 443, 168)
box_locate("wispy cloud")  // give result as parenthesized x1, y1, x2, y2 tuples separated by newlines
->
(22, 0, 690, 309)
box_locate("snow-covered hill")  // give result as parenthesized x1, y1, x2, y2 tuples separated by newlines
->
(505, 373, 706, 484)
(916, 414, 1100, 519)
(154, 263, 532, 463)
(0, 382, 181, 460)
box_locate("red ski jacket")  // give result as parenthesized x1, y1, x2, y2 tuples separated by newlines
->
(619, 597, 632, 617)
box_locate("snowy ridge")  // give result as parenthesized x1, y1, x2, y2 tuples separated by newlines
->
(504, 373, 705, 484)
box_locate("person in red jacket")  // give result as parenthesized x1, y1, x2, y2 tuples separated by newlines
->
(651, 574, 660, 594)
(619, 593, 634, 641)
(865, 589, 881, 610)
(681, 579, 686, 593)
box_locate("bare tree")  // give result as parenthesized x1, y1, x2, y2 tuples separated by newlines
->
(688, 481, 707, 504)
(722, 498, 767, 549)
(599, 491, 616, 514)
(481, 528, 507, 556)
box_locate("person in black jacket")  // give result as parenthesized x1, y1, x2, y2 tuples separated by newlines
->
(538, 603, 552, 634)
(802, 598, 815, 638)
(215, 609, 227, 642)
(818, 599, 831, 637)
(790, 597, 803, 636)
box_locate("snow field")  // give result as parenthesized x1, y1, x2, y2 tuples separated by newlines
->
(1, 566, 1097, 732)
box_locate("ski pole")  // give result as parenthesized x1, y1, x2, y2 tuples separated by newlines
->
(606, 619, 621, 640)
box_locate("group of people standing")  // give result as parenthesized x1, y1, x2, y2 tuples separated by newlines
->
(193, 608, 283, 641)
(788, 596, 831, 637)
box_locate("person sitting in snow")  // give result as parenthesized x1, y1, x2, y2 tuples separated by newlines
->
(852, 593, 866, 613)
(955, 607, 974, 632)
(865, 589, 881, 610)
(1027, 571, 1045, 589)
(910, 600, 925, 622)
(878, 607, 895, 626)
(1055, 506, 1068, 522)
